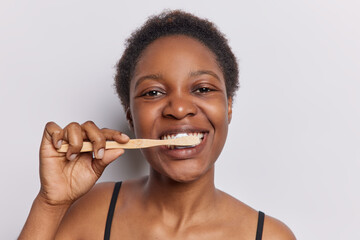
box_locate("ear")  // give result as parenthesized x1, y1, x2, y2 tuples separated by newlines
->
(227, 97, 233, 124)
(126, 107, 134, 130)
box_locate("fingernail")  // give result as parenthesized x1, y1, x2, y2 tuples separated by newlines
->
(56, 140, 62, 149)
(121, 133, 130, 141)
(97, 148, 104, 159)
(69, 154, 77, 161)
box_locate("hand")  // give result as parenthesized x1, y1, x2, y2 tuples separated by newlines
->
(38, 121, 129, 206)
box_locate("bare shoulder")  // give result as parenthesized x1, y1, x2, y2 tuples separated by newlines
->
(56, 182, 117, 239)
(262, 214, 296, 240)
(217, 191, 296, 240)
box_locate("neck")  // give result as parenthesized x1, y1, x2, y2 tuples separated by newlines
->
(143, 167, 218, 228)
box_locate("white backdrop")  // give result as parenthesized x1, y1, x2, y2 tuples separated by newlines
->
(1, 0, 359, 239)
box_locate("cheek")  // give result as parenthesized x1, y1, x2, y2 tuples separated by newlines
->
(131, 101, 161, 138)
(203, 97, 229, 129)
(202, 97, 229, 155)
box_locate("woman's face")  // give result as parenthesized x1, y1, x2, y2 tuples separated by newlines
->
(129, 35, 232, 182)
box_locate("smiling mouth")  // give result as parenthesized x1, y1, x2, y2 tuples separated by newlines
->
(160, 132, 205, 149)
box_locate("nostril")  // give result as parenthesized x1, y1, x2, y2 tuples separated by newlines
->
(162, 99, 197, 119)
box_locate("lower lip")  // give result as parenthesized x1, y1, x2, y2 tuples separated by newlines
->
(159, 133, 208, 160)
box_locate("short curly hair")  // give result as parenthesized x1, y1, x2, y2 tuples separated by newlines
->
(115, 10, 239, 110)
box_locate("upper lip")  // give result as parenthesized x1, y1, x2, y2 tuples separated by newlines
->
(158, 126, 209, 139)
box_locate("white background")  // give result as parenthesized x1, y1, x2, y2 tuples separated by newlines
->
(1, 0, 359, 239)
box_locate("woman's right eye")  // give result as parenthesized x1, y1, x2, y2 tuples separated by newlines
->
(142, 90, 164, 97)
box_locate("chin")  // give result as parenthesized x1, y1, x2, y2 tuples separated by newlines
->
(155, 162, 214, 184)
(168, 172, 201, 183)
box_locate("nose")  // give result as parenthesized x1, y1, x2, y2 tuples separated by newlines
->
(162, 93, 197, 120)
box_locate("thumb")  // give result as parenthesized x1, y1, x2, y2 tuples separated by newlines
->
(91, 148, 125, 177)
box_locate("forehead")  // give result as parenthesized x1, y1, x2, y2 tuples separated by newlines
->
(131, 35, 224, 83)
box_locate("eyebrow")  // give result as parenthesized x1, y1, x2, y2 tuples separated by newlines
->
(189, 70, 221, 81)
(134, 74, 163, 88)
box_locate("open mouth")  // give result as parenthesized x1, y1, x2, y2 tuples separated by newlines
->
(160, 132, 205, 149)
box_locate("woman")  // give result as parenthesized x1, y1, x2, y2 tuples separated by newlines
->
(19, 10, 296, 240)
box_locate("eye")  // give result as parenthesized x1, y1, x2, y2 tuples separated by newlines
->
(194, 87, 212, 94)
(142, 90, 164, 97)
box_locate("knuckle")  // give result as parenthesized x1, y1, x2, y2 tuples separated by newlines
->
(52, 130, 61, 136)
(45, 121, 55, 128)
(69, 141, 82, 151)
(67, 122, 81, 130)
(94, 135, 106, 144)
(83, 120, 95, 127)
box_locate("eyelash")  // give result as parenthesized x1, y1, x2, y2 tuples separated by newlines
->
(140, 86, 215, 98)
(194, 87, 213, 94)
(141, 90, 164, 97)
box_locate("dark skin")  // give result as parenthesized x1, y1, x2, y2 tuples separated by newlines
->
(19, 35, 296, 240)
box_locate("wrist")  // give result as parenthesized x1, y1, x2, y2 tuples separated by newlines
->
(35, 192, 73, 212)
(18, 193, 72, 239)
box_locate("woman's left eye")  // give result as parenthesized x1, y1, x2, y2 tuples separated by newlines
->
(143, 90, 163, 97)
(194, 87, 212, 93)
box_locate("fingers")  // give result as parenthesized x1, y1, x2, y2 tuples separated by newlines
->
(43, 121, 64, 149)
(101, 128, 130, 143)
(43, 121, 129, 161)
(63, 122, 83, 161)
(81, 121, 106, 160)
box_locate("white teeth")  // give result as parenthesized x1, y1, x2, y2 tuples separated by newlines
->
(162, 132, 203, 140)
(174, 133, 188, 138)
(161, 132, 205, 149)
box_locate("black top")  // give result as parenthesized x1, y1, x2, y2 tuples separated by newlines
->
(104, 181, 122, 240)
(104, 182, 265, 240)
(256, 211, 265, 240)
